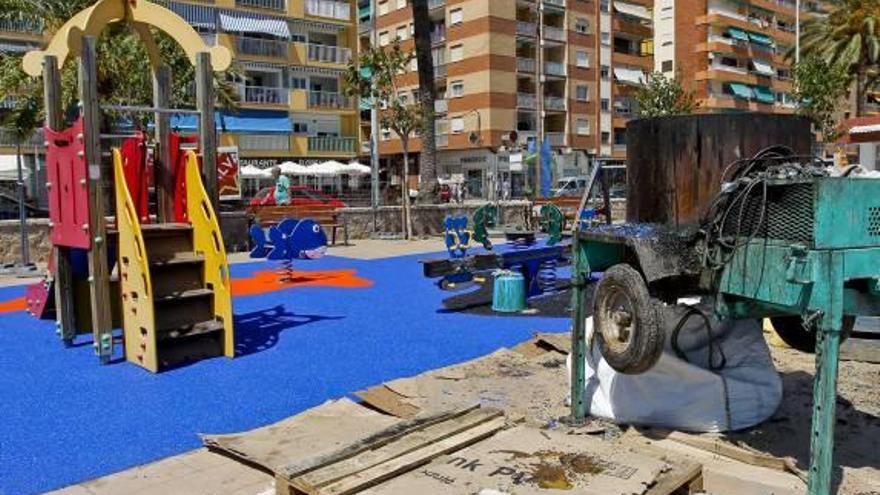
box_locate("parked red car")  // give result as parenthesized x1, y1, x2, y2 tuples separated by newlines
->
(249, 186, 347, 208)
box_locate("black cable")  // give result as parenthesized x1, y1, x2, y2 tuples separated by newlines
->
(670, 305, 728, 371)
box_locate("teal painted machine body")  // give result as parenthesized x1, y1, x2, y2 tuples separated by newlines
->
(569, 175, 880, 495)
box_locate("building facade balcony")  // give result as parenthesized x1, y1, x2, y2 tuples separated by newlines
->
(517, 93, 537, 109)
(428, 0, 446, 10)
(434, 64, 448, 79)
(435, 133, 449, 148)
(234, 36, 288, 59)
(308, 91, 354, 110)
(306, 0, 352, 21)
(307, 43, 352, 65)
(238, 134, 291, 151)
(434, 99, 448, 113)
(308, 136, 358, 153)
(516, 21, 537, 37)
(544, 96, 566, 111)
(0, 14, 43, 34)
(543, 25, 566, 42)
(545, 132, 566, 147)
(241, 86, 289, 105)
(236, 0, 285, 11)
(544, 61, 566, 77)
(517, 58, 537, 73)
(544, 0, 565, 9)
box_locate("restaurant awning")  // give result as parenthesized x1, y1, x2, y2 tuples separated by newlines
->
(752, 85, 775, 104)
(613, 66, 647, 86)
(751, 59, 775, 77)
(218, 11, 290, 38)
(171, 110, 293, 133)
(728, 82, 753, 100)
(613, 1, 652, 21)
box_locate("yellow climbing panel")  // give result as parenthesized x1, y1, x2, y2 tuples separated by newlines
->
(112, 149, 158, 371)
(185, 151, 235, 358)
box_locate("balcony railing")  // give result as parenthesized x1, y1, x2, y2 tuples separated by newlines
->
(544, 0, 565, 7)
(543, 26, 566, 42)
(359, 18, 374, 34)
(235, 36, 287, 58)
(516, 21, 536, 37)
(236, 0, 285, 11)
(544, 61, 566, 76)
(306, 0, 351, 20)
(238, 134, 291, 151)
(435, 133, 449, 147)
(434, 64, 448, 79)
(242, 86, 289, 105)
(517, 58, 536, 72)
(309, 91, 354, 109)
(307, 43, 352, 64)
(517, 93, 537, 109)
(308, 136, 357, 153)
(544, 96, 566, 110)
(434, 99, 448, 113)
(614, 98, 639, 116)
(545, 132, 566, 146)
(428, 0, 446, 9)
(431, 32, 447, 44)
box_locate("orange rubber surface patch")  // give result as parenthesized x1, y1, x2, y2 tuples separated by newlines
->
(231, 268, 373, 297)
(0, 297, 27, 313)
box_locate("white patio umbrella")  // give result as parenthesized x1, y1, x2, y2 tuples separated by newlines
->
(240, 164, 272, 179)
(278, 161, 308, 175)
(341, 161, 372, 175)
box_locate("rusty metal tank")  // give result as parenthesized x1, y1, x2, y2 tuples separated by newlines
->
(625, 113, 814, 228)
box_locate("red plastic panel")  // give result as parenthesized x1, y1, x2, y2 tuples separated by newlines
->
(25, 280, 52, 319)
(46, 117, 91, 249)
(171, 132, 199, 223)
(120, 132, 150, 224)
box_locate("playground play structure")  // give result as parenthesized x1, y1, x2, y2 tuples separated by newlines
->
(421, 203, 571, 309)
(569, 114, 880, 495)
(22, 0, 234, 372)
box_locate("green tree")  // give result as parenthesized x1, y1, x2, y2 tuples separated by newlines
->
(792, 54, 851, 141)
(797, 0, 880, 116)
(634, 72, 696, 118)
(344, 41, 422, 239)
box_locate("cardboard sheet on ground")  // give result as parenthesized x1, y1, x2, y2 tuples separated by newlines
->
(202, 398, 399, 473)
(356, 348, 570, 422)
(361, 425, 669, 494)
(573, 305, 782, 432)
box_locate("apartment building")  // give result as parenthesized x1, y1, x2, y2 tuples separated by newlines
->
(359, 0, 654, 198)
(654, 0, 826, 113)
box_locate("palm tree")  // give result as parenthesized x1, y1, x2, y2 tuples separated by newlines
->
(411, 0, 439, 203)
(797, 0, 880, 116)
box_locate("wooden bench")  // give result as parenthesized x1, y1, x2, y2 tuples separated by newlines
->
(249, 204, 349, 246)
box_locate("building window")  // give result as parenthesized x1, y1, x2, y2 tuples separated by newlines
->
(600, 0, 610, 12)
(451, 80, 465, 97)
(575, 18, 590, 34)
(398, 91, 409, 104)
(601, 131, 611, 143)
(661, 60, 673, 72)
(451, 116, 465, 133)
(600, 65, 610, 79)
(600, 98, 610, 111)
(291, 33, 306, 43)
(378, 0, 389, 15)
(396, 25, 408, 40)
(290, 76, 307, 89)
(576, 50, 589, 68)
(576, 84, 589, 101)
(450, 44, 464, 62)
(576, 119, 590, 135)
(450, 8, 463, 25)
(601, 32, 610, 46)
(410, 58, 418, 71)
(292, 122, 309, 134)
(379, 31, 390, 46)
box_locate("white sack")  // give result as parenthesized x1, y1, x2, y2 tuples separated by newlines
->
(570, 302, 782, 432)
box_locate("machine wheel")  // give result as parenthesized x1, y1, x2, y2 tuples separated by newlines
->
(770, 315, 855, 353)
(593, 264, 664, 374)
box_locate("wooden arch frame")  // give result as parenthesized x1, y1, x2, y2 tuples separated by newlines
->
(21, 0, 231, 76)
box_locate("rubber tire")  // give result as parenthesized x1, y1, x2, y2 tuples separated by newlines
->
(770, 315, 855, 353)
(593, 263, 664, 374)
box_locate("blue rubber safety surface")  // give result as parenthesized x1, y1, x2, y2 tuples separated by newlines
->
(0, 252, 569, 495)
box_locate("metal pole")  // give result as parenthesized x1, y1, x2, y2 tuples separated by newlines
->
(370, 0, 380, 234)
(15, 144, 29, 269)
(536, 2, 545, 199)
(196, 52, 218, 211)
(795, 0, 800, 64)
